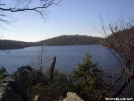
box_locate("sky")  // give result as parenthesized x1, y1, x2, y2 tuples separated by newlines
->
(0, 0, 134, 42)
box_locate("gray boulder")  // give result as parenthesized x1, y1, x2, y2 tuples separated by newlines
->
(63, 92, 84, 101)
(0, 77, 28, 101)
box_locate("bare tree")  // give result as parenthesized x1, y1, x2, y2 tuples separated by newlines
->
(98, 13, 134, 100)
(0, 0, 61, 25)
(30, 45, 51, 72)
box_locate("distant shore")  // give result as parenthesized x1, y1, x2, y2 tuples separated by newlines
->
(0, 35, 103, 50)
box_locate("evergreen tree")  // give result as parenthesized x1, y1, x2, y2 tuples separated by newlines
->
(69, 54, 105, 100)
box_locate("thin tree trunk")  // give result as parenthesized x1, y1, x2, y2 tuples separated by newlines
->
(50, 56, 56, 84)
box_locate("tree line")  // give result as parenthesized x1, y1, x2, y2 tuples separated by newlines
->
(102, 26, 134, 50)
(0, 35, 103, 50)
(38, 35, 103, 46)
(0, 40, 37, 50)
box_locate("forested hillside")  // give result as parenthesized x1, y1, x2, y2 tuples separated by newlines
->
(0, 35, 103, 50)
(102, 27, 134, 50)
(38, 35, 103, 46)
(0, 40, 37, 50)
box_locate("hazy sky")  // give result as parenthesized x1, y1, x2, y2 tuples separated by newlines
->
(0, 0, 134, 42)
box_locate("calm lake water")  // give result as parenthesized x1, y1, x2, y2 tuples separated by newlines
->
(0, 45, 122, 74)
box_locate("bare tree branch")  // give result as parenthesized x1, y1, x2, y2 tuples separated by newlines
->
(98, 13, 134, 100)
(0, 0, 62, 25)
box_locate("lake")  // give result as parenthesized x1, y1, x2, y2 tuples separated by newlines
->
(0, 45, 122, 74)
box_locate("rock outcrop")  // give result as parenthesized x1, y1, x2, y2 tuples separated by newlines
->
(0, 77, 28, 101)
(63, 92, 84, 101)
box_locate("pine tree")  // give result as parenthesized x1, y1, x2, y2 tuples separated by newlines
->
(69, 54, 105, 100)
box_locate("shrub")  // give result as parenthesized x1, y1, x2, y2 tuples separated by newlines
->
(0, 67, 8, 81)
